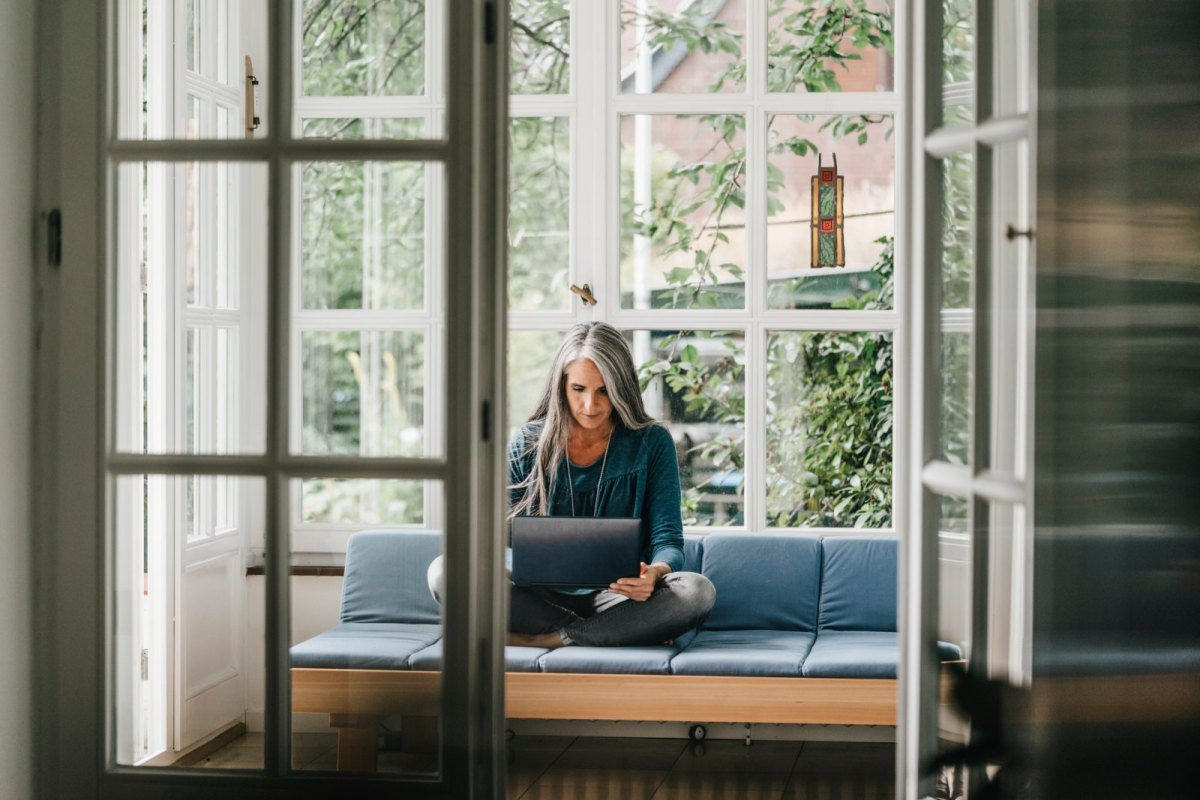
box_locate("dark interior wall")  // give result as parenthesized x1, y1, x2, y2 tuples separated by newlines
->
(1034, 1, 1200, 796)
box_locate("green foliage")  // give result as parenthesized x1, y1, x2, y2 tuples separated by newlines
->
(940, 152, 973, 309)
(765, 240, 894, 527)
(941, 0, 973, 86)
(637, 331, 746, 526)
(766, 0, 894, 93)
(302, 0, 426, 96)
(631, 0, 898, 527)
(623, 0, 744, 91)
(511, 0, 571, 94)
(509, 117, 571, 310)
(625, 114, 747, 310)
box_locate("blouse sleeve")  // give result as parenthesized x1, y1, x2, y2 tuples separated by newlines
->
(644, 425, 685, 572)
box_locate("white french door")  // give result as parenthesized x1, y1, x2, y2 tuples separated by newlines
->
(901, 1, 1036, 798)
(46, 0, 511, 797)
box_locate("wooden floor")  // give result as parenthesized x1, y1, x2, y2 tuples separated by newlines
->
(194, 732, 896, 798)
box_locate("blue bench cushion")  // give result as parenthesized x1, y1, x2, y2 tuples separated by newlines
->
(700, 533, 822, 632)
(537, 645, 678, 674)
(291, 623, 441, 670)
(818, 536, 897, 632)
(408, 641, 548, 672)
(670, 630, 816, 677)
(802, 630, 900, 678)
(682, 535, 704, 574)
(341, 530, 442, 625)
(802, 631, 963, 678)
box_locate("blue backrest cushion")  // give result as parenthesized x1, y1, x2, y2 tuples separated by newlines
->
(818, 536, 897, 631)
(682, 535, 704, 574)
(341, 530, 443, 625)
(699, 533, 822, 631)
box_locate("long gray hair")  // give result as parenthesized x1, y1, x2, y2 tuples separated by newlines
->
(510, 322, 655, 518)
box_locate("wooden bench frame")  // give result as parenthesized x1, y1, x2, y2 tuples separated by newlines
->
(292, 668, 899, 771)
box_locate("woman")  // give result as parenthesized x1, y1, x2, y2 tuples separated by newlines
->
(428, 322, 715, 648)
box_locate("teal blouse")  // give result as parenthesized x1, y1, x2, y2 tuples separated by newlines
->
(508, 421, 685, 573)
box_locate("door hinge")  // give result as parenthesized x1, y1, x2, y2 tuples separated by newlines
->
(140, 648, 149, 681)
(481, 400, 492, 442)
(46, 209, 62, 267)
(484, 2, 497, 44)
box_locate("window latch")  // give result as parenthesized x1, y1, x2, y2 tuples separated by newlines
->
(569, 284, 598, 306)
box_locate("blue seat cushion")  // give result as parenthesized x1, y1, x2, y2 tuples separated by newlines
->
(682, 534, 704, 574)
(670, 630, 816, 677)
(290, 623, 441, 670)
(408, 641, 548, 672)
(341, 530, 442, 625)
(802, 631, 963, 678)
(537, 645, 678, 674)
(802, 630, 900, 678)
(818, 536, 897, 632)
(700, 533, 822, 632)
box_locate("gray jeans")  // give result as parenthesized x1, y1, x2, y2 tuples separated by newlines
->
(426, 555, 716, 647)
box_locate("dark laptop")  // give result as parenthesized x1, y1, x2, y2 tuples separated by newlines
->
(510, 516, 642, 589)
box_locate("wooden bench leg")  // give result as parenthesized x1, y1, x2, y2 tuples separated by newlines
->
(330, 713, 381, 772)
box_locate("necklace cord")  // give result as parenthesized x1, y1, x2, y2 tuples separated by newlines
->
(567, 427, 612, 518)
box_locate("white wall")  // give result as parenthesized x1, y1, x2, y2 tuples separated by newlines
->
(0, 0, 38, 796)
(244, 576, 344, 731)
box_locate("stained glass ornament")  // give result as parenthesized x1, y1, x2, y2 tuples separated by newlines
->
(811, 153, 845, 268)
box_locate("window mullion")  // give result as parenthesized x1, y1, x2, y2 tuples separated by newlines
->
(746, 322, 765, 531)
(263, 0, 296, 779)
(574, 0, 605, 323)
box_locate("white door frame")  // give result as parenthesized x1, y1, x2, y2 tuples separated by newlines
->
(40, 0, 511, 797)
(899, 1, 1037, 798)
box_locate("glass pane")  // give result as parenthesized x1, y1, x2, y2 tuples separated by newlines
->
(300, 161, 427, 310)
(934, 491, 972, 794)
(938, 330, 971, 466)
(620, 0, 746, 94)
(767, 0, 894, 93)
(941, 152, 974, 310)
(119, 0, 268, 139)
(766, 114, 895, 310)
(990, 142, 1028, 479)
(766, 330, 893, 528)
(300, 478, 428, 526)
(621, 114, 747, 310)
(290, 488, 445, 776)
(112, 475, 266, 769)
(301, 117, 428, 140)
(511, 0, 571, 94)
(114, 163, 267, 455)
(630, 330, 745, 526)
(299, 330, 430, 457)
(301, 0, 426, 97)
(510, 117, 571, 311)
(507, 330, 565, 437)
(942, 0, 974, 125)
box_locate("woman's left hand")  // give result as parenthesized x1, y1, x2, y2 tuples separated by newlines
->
(609, 562, 667, 602)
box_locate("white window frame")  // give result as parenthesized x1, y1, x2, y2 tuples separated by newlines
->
(288, 3, 449, 553)
(528, 0, 906, 536)
(287, 1, 906, 549)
